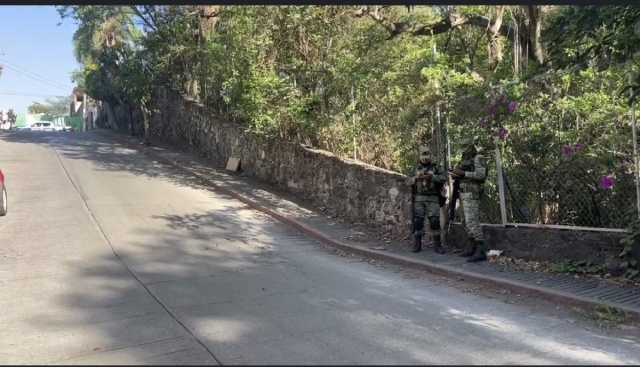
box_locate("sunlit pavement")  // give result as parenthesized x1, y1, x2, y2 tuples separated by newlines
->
(1, 130, 639, 365)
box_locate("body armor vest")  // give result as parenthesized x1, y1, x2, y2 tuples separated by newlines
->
(415, 164, 440, 196)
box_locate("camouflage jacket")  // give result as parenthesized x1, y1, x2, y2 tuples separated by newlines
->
(456, 153, 487, 192)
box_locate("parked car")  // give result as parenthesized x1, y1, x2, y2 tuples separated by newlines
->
(16, 121, 57, 132)
(0, 168, 7, 216)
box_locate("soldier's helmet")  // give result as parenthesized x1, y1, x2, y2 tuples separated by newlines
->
(458, 137, 475, 151)
(419, 146, 432, 160)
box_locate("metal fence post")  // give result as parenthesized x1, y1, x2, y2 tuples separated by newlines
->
(494, 140, 508, 226)
(629, 73, 640, 219)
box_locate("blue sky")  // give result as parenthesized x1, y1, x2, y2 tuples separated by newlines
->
(0, 6, 78, 114)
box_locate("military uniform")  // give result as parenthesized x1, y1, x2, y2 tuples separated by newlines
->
(407, 147, 446, 254)
(453, 138, 488, 262)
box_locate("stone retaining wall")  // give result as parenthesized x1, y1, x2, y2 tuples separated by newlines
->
(148, 88, 412, 236)
(143, 87, 623, 265)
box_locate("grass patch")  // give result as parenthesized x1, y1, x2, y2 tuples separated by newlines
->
(572, 304, 631, 327)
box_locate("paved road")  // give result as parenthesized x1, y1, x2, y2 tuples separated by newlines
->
(1, 131, 639, 365)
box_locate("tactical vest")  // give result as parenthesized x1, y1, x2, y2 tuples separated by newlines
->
(415, 164, 442, 196)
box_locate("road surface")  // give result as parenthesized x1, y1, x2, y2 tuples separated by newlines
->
(1, 131, 639, 365)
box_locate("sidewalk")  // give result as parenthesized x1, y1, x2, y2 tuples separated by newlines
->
(99, 129, 640, 317)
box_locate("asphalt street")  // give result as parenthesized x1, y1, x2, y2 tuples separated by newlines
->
(1, 130, 639, 365)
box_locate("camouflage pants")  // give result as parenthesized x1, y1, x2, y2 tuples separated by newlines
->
(414, 196, 440, 218)
(459, 195, 483, 241)
(413, 196, 441, 237)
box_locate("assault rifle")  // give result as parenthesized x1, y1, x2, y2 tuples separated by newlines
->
(410, 176, 417, 234)
(448, 178, 461, 232)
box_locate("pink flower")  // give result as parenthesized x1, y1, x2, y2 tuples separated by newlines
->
(508, 101, 517, 113)
(498, 129, 508, 140)
(600, 176, 614, 189)
(488, 104, 496, 116)
(562, 145, 572, 155)
(572, 142, 582, 151)
(620, 163, 627, 171)
(478, 118, 484, 126)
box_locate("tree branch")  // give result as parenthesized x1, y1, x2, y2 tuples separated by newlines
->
(129, 6, 156, 31)
(355, 6, 519, 44)
(142, 6, 161, 29)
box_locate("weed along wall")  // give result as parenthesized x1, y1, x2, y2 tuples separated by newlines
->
(144, 87, 623, 265)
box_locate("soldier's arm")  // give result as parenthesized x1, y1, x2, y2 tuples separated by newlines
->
(465, 154, 487, 181)
(432, 164, 447, 183)
(406, 166, 419, 186)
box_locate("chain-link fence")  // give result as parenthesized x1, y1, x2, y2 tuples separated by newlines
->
(433, 81, 639, 232)
(501, 141, 638, 230)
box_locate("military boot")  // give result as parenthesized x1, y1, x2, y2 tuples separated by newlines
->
(412, 233, 422, 253)
(433, 235, 445, 254)
(467, 240, 487, 262)
(459, 237, 476, 257)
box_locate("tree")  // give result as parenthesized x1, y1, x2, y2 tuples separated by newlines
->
(27, 102, 51, 114)
(57, 5, 138, 131)
(113, 42, 157, 144)
(45, 96, 73, 115)
(27, 96, 72, 115)
(545, 6, 640, 70)
(354, 5, 551, 71)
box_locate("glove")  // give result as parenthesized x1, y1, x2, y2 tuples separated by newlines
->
(417, 172, 433, 180)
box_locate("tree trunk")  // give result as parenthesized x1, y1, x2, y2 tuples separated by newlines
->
(141, 104, 151, 146)
(522, 6, 546, 65)
(105, 103, 117, 131)
(487, 6, 505, 73)
(121, 102, 134, 136)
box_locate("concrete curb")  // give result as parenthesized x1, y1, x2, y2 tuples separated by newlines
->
(99, 129, 640, 319)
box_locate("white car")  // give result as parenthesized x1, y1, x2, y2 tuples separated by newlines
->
(16, 121, 57, 132)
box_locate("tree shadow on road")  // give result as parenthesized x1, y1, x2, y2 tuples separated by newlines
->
(3, 130, 640, 365)
(21, 203, 640, 365)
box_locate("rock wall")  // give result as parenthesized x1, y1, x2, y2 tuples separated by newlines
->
(148, 88, 413, 235)
(143, 87, 623, 265)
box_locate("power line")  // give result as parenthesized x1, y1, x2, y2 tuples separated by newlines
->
(0, 91, 68, 98)
(0, 63, 72, 92)
(0, 57, 74, 90)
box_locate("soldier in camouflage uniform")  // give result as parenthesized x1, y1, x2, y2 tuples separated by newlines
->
(450, 137, 488, 262)
(407, 146, 446, 254)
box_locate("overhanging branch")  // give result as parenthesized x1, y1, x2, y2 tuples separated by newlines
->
(355, 6, 520, 44)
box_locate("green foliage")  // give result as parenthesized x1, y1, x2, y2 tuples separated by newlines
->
(545, 6, 640, 70)
(549, 259, 604, 275)
(619, 218, 640, 279)
(61, 5, 638, 231)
